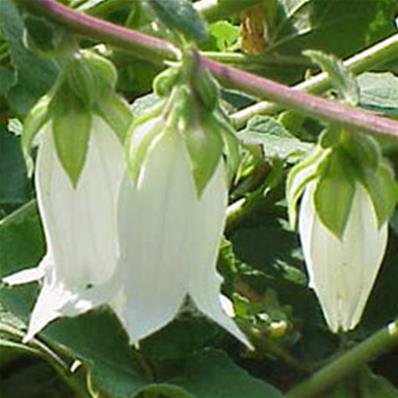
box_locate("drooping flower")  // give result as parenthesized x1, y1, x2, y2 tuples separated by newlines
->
(117, 127, 250, 346)
(3, 118, 125, 340)
(288, 129, 396, 333)
(2, 50, 131, 341)
(299, 182, 388, 332)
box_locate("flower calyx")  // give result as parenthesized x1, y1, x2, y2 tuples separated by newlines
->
(287, 127, 397, 238)
(127, 58, 240, 197)
(22, 49, 132, 187)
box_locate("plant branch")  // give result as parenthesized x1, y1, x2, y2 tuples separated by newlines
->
(286, 320, 398, 398)
(13, 0, 398, 139)
(14, 0, 179, 63)
(201, 56, 398, 137)
(231, 32, 398, 127)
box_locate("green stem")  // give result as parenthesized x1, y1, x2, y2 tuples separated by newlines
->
(203, 51, 311, 67)
(12, 0, 398, 139)
(0, 321, 90, 398)
(286, 320, 398, 398)
(231, 33, 398, 127)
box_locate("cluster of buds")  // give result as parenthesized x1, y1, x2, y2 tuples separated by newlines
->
(287, 128, 397, 332)
(2, 49, 251, 348)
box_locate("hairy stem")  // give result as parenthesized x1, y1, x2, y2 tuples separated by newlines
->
(231, 33, 398, 127)
(286, 321, 398, 398)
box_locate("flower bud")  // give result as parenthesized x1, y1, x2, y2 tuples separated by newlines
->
(289, 131, 395, 333)
(299, 182, 388, 332)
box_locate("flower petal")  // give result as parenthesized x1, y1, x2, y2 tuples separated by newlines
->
(187, 163, 252, 348)
(117, 132, 191, 343)
(7, 116, 125, 339)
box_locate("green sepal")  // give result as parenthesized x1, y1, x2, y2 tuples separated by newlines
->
(360, 161, 398, 228)
(126, 112, 164, 186)
(286, 146, 325, 229)
(66, 57, 100, 107)
(66, 51, 117, 107)
(343, 131, 382, 171)
(319, 125, 343, 148)
(95, 91, 133, 143)
(153, 67, 181, 97)
(180, 95, 223, 196)
(82, 51, 118, 89)
(192, 67, 219, 111)
(21, 95, 51, 176)
(314, 150, 356, 239)
(52, 92, 92, 188)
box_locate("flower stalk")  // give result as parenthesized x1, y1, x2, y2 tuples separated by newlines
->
(286, 320, 398, 398)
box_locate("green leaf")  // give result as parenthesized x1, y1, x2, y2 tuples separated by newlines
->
(0, 66, 15, 96)
(239, 116, 312, 163)
(0, 125, 29, 204)
(303, 50, 359, 105)
(140, 318, 220, 361)
(358, 72, 398, 116)
(52, 97, 92, 187)
(22, 14, 65, 54)
(175, 350, 283, 398)
(314, 150, 356, 238)
(205, 21, 239, 51)
(264, 0, 396, 84)
(358, 366, 398, 397)
(144, 0, 208, 42)
(0, 0, 57, 115)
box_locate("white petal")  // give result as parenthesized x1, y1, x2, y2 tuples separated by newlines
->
(187, 163, 252, 348)
(2, 264, 45, 286)
(117, 132, 191, 343)
(10, 117, 125, 339)
(339, 185, 388, 330)
(37, 117, 124, 287)
(299, 183, 388, 332)
(118, 131, 249, 346)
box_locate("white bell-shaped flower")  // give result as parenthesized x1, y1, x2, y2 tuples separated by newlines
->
(117, 126, 250, 347)
(299, 182, 388, 332)
(3, 117, 124, 341)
